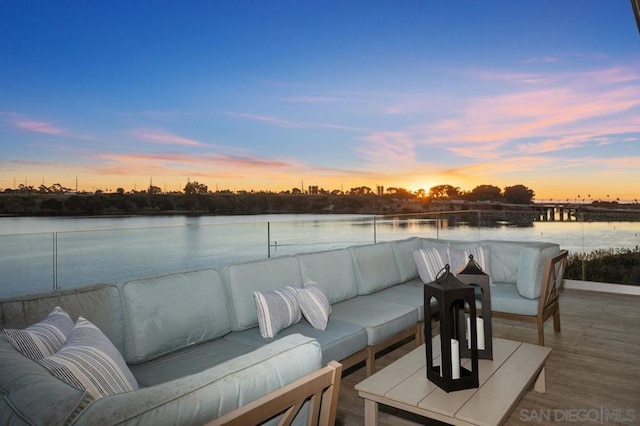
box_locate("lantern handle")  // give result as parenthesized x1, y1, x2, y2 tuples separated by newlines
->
(435, 264, 451, 282)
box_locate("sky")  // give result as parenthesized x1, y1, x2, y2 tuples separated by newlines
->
(1, 1, 639, 201)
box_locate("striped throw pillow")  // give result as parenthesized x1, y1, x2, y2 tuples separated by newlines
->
(254, 287, 303, 338)
(2, 306, 74, 361)
(413, 247, 449, 283)
(290, 282, 331, 331)
(39, 317, 139, 400)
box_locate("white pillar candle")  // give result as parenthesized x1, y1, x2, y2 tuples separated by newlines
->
(451, 339, 460, 379)
(467, 317, 485, 350)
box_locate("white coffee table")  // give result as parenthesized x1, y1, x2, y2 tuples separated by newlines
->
(355, 337, 551, 426)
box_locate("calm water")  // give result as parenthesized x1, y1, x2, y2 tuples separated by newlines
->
(1, 214, 639, 298)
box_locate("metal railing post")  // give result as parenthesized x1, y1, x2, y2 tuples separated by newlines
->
(267, 222, 271, 258)
(53, 232, 58, 290)
(579, 212, 586, 281)
(373, 216, 377, 244)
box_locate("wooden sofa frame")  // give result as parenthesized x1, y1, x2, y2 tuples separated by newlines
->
(493, 249, 569, 346)
(339, 323, 423, 376)
(208, 361, 342, 426)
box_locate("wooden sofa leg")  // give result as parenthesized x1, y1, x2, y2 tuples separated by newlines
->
(365, 347, 375, 377)
(553, 309, 561, 333)
(537, 318, 545, 346)
(415, 322, 424, 347)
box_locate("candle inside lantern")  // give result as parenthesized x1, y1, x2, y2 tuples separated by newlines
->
(466, 317, 485, 350)
(451, 339, 460, 379)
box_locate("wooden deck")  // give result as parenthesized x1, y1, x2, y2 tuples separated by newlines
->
(336, 289, 640, 425)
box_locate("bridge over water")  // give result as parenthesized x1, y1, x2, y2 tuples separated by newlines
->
(533, 203, 581, 221)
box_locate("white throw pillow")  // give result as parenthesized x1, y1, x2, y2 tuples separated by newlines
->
(1, 306, 74, 361)
(290, 282, 332, 331)
(449, 246, 492, 281)
(254, 287, 303, 338)
(39, 317, 139, 400)
(413, 247, 449, 283)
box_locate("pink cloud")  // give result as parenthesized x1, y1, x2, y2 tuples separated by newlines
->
(224, 112, 305, 128)
(356, 131, 416, 165)
(580, 66, 640, 85)
(280, 96, 352, 104)
(419, 66, 640, 155)
(4, 113, 93, 140)
(98, 151, 292, 169)
(132, 129, 208, 147)
(445, 141, 507, 160)
(13, 120, 67, 136)
(225, 111, 367, 132)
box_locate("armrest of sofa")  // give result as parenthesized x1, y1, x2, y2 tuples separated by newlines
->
(73, 334, 323, 426)
(208, 360, 342, 426)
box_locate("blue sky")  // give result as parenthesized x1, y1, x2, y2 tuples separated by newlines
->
(1, 1, 639, 200)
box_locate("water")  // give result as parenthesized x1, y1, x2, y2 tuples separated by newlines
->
(1, 213, 639, 298)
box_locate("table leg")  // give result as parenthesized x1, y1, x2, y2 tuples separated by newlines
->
(364, 399, 379, 426)
(534, 366, 546, 393)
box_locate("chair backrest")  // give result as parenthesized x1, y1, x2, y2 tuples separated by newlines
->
(207, 361, 342, 426)
(538, 250, 568, 316)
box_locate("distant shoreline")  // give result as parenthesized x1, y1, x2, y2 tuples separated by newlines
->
(1, 192, 639, 219)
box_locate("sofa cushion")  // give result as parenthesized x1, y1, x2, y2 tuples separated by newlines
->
(490, 282, 539, 316)
(222, 256, 303, 331)
(350, 242, 402, 295)
(420, 238, 450, 249)
(121, 269, 231, 364)
(73, 334, 322, 426)
(297, 248, 358, 303)
(129, 338, 258, 386)
(290, 282, 332, 330)
(517, 243, 560, 299)
(254, 287, 302, 338)
(483, 241, 525, 283)
(331, 297, 418, 345)
(367, 279, 437, 321)
(392, 237, 423, 282)
(447, 240, 481, 250)
(2, 306, 74, 361)
(0, 335, 94, 425)
(422, 238, 476, 251)
(225, 319, 368, 366)
(0, 283, 125, 355)
(39, 317, 138, 400)
(413, 246, 449, 283)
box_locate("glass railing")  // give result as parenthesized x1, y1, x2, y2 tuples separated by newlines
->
(1, 210, 638, 298)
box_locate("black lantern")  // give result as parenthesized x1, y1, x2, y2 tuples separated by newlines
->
(456, 254, 493, 360)
(424, 264, 479, 392)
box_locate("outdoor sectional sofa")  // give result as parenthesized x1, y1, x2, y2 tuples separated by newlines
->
(0, 236, 562, 425)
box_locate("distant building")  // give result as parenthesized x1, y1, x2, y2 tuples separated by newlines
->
(377, 185, 384, 195)
(308, 185, 319, 195)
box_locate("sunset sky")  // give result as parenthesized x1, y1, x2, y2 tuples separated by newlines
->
(1, 1, 639, 201)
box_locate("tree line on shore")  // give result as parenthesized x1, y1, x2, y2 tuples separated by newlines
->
(4, 181, 537, 201)
(0, 181, 538, 216)
(1, 181, 636, 216)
